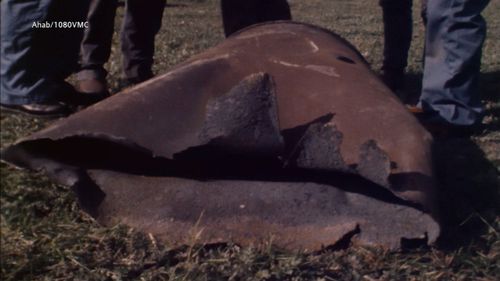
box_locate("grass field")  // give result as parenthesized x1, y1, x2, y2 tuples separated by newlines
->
(1, 0, 499, 280)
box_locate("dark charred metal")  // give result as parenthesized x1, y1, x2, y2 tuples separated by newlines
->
(1, 22, 439, 251)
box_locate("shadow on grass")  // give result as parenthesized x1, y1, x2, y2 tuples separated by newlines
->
(397, 70, 499, 250)
(479, 70, 500, 102)
(433, 138, 499, 250)
(480, 70, 500, 131)
(399, 72, 423, 105)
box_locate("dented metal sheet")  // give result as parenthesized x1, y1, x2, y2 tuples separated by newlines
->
(1, 22, 439, 251)
(91, 170, 438, 250)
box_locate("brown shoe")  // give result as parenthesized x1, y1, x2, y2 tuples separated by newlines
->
(407, 105, 424, 114)
(75, 78, 110, 107)
(406, 105, 477, 137)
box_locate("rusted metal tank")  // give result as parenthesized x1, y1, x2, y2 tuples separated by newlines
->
(1, 22, 439, 251)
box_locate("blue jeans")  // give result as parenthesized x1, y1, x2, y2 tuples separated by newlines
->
(419, 0, 490, 126)
(0, 0, 89, 105)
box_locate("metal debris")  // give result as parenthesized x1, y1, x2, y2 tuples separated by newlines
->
(1, 22, 439, 251)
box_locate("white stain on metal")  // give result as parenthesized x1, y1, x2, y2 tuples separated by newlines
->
(305, 65, 340, 77)
(308, 40, 319, 52)
(270, 59, 301, 68)
(270, 59, 340, 78)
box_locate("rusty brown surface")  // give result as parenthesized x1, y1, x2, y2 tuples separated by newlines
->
(1, 22, 439, 251)
(91, 170, 438, 251)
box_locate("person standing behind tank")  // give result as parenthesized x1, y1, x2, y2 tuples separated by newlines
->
(380, 0, 490, 134)
(76, 0, 165, 96)
(415, 0, 490, 134)
(379, 0, 414, 92)
(0, 0, 91, 117)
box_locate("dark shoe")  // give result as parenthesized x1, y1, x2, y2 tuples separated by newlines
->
(76, 68, 111, 104)
(77, 78, 109, 96)
(407, 105, 478, 138)
(117, 78, 137, 90)
(0, 102, 72, 118)
(1, 81, 105, 118)
(118, 74, 153, 91)
(76, 78, 110, 106)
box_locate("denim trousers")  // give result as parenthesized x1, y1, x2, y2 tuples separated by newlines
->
(419, 0, 490, 125)
(0, 0, 89, 105)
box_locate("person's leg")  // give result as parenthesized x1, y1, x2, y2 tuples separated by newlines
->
(379, 0, 413, 92)
(258, 0, 292, 25)
(120, 0, 165, 84)
(220, 0, 258, 37)
(1, 0, 89, 114)
(39, 0, 89, 80)
(419, 0, 489, 127)
(220, 0, 291, 37)
(1, 0, 58, 105)
(420, 0, 428, 24)
(78, 0, 118, 91)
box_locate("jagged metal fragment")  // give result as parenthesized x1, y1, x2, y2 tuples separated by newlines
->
(1, 22, 439, 251)
(357, 140, 392, 187)
(90, 170, 437, 250)
(293, 122, 348, 172)
(198, 73, 284, 155)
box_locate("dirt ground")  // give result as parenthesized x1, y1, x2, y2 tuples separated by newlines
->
(1, 0, 499, 280)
